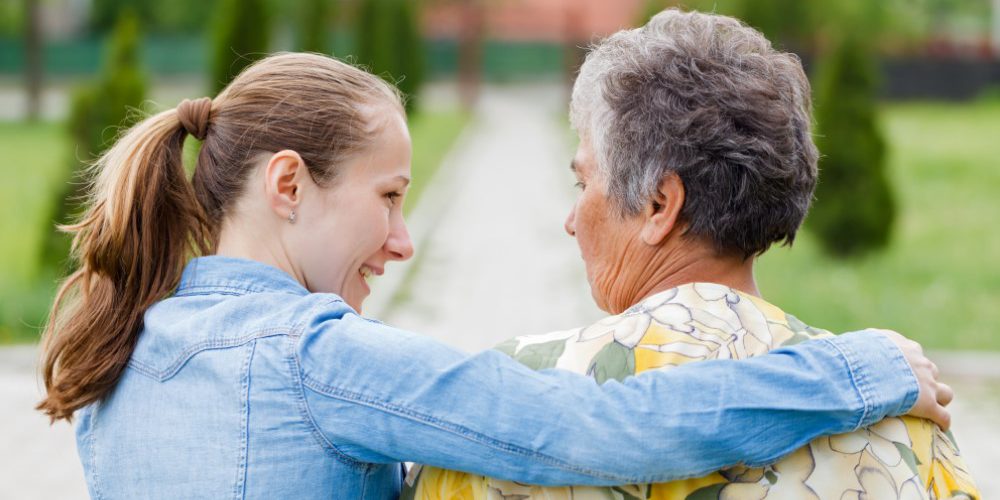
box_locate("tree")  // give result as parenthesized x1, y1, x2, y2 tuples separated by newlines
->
(807, 31, 896, 257)
(46, 12, 148, 267)
(735, 0, 823, 51)
(297, 0, 332, 53)
(23, 0, 41, 121)
(89, 0, 221, 35)
(355, 0, 425, 113)
(210, 0, 271, 94)
(456, 0, 485, 110)
(635, 0, 832, 53)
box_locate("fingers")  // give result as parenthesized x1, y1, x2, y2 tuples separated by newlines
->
(931, 403, 952, 431)
(884, 329, 956, 429)
(937, 382, 954, 407)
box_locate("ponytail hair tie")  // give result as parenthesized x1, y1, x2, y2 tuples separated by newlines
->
(177, 97, 213, 140)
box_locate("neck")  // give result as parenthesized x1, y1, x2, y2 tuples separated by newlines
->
(215, 216, 305, 286)
(611, 239, 759, 313)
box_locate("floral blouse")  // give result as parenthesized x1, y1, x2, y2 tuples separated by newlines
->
(402, 283, 979, 500)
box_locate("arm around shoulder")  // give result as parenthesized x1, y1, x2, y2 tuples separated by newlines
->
(293, 306, 919, 484)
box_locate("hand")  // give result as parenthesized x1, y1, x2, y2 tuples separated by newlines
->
(877, 329, 953, 430)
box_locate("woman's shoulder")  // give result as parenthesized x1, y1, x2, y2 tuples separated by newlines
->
(489, 282, 837, 382)
(131, 289, 350, 378)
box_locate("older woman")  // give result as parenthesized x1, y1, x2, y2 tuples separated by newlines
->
(406, 9, 979, 499)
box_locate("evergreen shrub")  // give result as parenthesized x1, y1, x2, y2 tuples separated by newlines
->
(210, 0, 270, 93)
(49, 12, 147, 266)
(809, 34, 896, 257)
(356, 0, 424, 113)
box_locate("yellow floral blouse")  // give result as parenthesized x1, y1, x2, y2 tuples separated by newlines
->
(402, 283, 979, 500)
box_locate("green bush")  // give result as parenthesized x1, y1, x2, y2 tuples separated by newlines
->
(88, 0, 221, 34)
(735, 0, 824, 50)
(297, 0, 332, 53)
(68, 12, 146, 158)
(210, 0, 271, 94)
(355, 0, 424, 113)
(808, 33, 896, 257)
(46, 12, 147, 268)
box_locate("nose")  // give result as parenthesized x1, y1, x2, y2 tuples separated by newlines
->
(564, 206, 576, 237)
(386, 217, 415, 261)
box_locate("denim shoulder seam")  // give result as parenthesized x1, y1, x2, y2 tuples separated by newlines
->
(286, 335, 372, 471)
(299, 375, 642, 484)
(126, 328, 293, 382)
(174, 283, 263, 296)
(819, 337, 870, 430)
(291, 296, 346, 332)
(173, 289, 245, 298)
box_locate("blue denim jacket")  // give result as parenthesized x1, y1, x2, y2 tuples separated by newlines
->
(75, 256, 918, 499)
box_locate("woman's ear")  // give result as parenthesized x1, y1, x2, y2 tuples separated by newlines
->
(264, 150, 307, 221)
(640, 173, 685, 246)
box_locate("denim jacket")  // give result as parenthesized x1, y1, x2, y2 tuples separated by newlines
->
(75, 256, 918, 499)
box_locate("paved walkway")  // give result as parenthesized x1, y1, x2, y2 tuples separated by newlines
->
(0, 346, 87, 499)
(366, 84, 604, 350)
(2, 84, 997, 498)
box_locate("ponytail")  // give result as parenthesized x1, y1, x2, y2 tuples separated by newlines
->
(37, 107, 213, 421)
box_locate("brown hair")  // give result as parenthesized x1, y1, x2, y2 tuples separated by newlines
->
(37, 52, 403, 421)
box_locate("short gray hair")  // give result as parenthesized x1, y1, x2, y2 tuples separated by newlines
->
(570, 9, 818, 258)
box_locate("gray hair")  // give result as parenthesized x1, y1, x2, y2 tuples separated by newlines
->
(570, 9, 818, 258)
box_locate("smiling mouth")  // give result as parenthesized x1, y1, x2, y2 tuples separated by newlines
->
(359, 265, 383, 284)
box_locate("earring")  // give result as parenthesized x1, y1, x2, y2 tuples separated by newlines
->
(288, 210, 296, 224)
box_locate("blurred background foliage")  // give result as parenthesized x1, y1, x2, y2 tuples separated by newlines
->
(356, 0, 425, 113)
(210, 0, 271, 93)
(0, 0, 997, 350)
(49, 11, 147, 269)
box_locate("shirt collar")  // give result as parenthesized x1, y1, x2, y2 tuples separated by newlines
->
(175, 255, 309, 297)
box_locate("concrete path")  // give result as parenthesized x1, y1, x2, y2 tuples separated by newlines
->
(1, 84, 997, 498)
(0, 346, 87, 499)
(366, 83, 605, 350)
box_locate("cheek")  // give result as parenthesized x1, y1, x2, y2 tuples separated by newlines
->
(295, 195, 359, 292)
(576, 193, 607, 254)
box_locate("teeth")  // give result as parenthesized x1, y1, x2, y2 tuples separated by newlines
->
(360, 267, 373, 280)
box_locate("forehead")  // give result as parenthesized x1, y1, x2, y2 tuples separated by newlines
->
(339, 111, 411, 180)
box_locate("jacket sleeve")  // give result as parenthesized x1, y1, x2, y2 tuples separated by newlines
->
(295, 303, 918, 485)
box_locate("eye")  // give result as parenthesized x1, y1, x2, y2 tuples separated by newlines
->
(574, 181, 586, 191)
(385, 191, 402, 207)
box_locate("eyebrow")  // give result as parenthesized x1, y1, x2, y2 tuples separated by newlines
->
(569, 160, 577, 173)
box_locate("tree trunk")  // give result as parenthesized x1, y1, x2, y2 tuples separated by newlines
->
(562, 4, 586, 103)
(993, 0, 1000, 56)
(24, 0, 42, 121)
(457, 1, 484, 111)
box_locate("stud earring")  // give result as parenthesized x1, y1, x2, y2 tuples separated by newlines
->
(288, 210, 296, 224)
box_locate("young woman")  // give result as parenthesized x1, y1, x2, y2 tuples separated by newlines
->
(38, 53, 946, 498)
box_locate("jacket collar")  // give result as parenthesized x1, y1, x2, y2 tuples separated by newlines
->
(176, 256, 309, 297)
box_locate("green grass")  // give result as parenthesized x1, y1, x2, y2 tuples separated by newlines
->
(0, 109, 468, 344)
(405, 109, 469, 214)
(757, 100, 1000, 350)
(0, 121, 69, 344)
